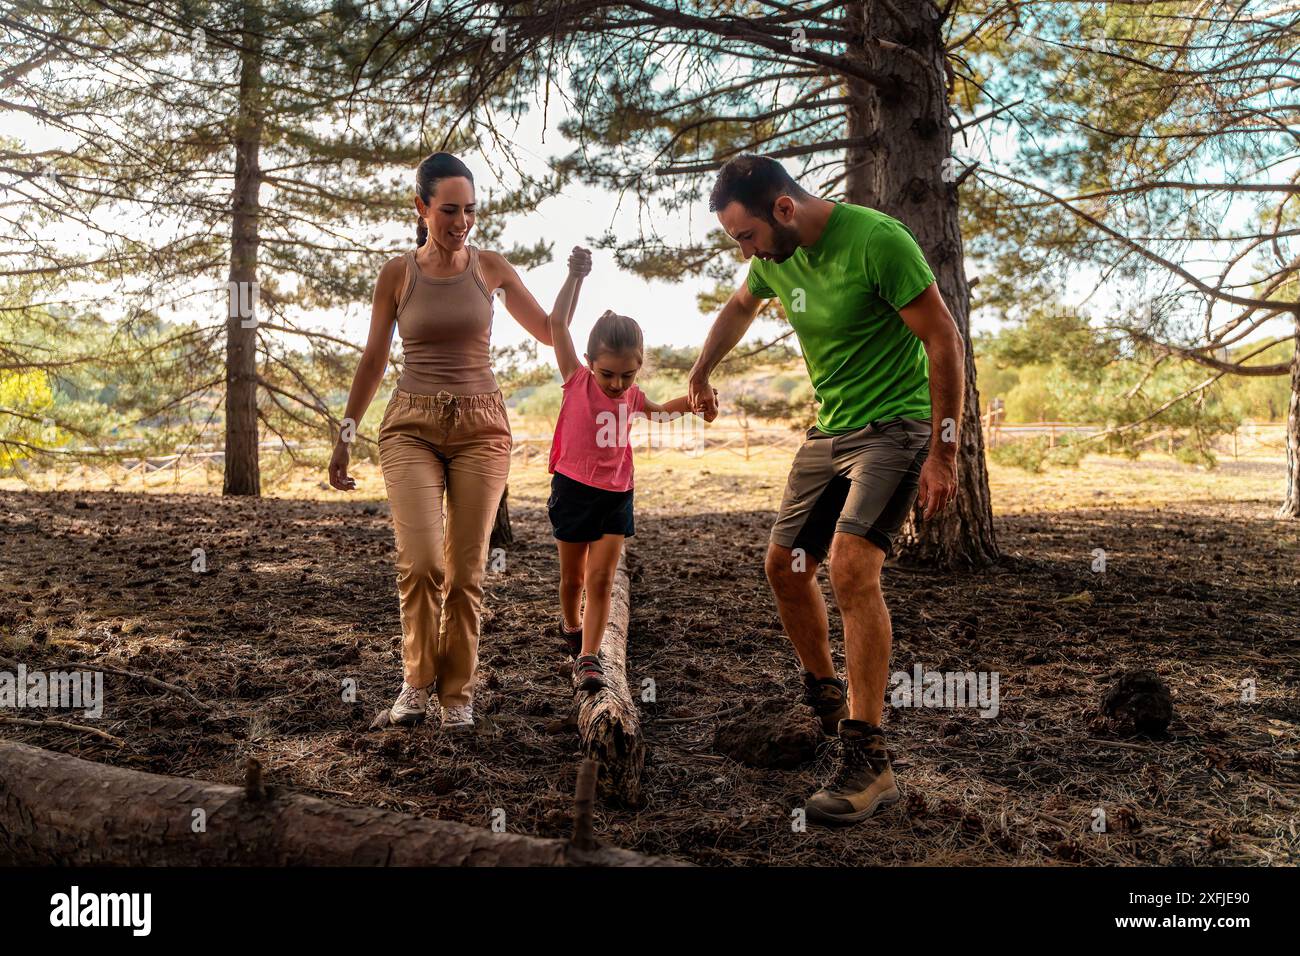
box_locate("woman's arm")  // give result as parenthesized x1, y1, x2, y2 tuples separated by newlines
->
(480, 246, 592, 346)
(328, 256, 402, 491)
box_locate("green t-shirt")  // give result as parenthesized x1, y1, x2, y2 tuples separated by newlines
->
(746, 201, 935, 434)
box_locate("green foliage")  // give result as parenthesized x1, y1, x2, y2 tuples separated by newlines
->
(515, 382, 563, 424)
(1174, 442, 1216, 469)
(492, 343, 554, 397)
(1218, 340, 1294, 421)
(0, 369, 56, 468)
(1047, 434, 1088, 469)
(644, 345, 700, 374)
(990, 433, 1087, 474)
(769, 373, 804, 397)
(989, 437, 1047, 473)
(972, 300, 1296, 473)
(1002, 364, 1061, 422)
(638, 370, 687, 405)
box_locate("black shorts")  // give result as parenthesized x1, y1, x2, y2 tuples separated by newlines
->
(548, 471, 635, 542)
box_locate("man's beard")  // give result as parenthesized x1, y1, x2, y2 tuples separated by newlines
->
(768, 220, 802, 262)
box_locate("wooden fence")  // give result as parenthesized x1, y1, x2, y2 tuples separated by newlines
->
(7, 416, 1286, 489)
(980, 410, 1287, 457)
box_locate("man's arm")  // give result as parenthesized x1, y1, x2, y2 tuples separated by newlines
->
(898, 282, 964, 520)
(687, 283, 765, 417)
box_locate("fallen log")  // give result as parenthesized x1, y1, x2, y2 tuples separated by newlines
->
(0, 741, 677, 866)
(575, 548, 645, 806)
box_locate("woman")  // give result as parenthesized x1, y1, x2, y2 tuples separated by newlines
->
(329, 151, 590, 730)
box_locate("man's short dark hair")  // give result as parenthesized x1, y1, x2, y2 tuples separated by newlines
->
(709, 154, 810, 222)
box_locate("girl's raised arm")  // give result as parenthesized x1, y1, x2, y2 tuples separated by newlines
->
(548, 247, 590, 385)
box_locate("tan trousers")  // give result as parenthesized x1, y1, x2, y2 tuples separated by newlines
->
(378, 388, 512, 706)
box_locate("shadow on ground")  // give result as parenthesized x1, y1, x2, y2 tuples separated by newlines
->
(1, 490, 1297, 865)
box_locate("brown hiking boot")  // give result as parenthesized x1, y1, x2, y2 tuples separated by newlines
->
(801, 671, 849, 735)
(804, 719, 899, 826)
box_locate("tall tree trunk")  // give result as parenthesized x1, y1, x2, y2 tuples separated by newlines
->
(1281, 316, 1300, 519)
(842, 0, 998, 568)
(223, 1, 264, 497)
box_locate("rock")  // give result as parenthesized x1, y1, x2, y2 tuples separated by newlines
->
(1100, 669, 1173, 737)
(713, 698, 821, 769)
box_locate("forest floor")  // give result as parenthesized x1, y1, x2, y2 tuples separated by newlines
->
(1, 448, 1298, 865)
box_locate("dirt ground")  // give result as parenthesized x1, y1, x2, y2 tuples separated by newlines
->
(1, 453, 1298, 866)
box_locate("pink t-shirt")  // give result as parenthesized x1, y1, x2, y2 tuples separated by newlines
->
(548, 366, 647, 492)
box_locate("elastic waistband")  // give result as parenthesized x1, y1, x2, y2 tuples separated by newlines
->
(391, 387, 503, 409)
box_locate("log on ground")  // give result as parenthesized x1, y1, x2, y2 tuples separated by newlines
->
(0, 741, 677, 866)
(575, 548, 645, 805)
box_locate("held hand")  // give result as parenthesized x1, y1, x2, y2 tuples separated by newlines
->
(689, 376, 718, 420)
(567, 246, 592, 278)
(328, 441, 356, 492)
(916, 454, 957, 521)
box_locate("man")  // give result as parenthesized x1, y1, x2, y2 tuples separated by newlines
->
(689, 154, 964, 826)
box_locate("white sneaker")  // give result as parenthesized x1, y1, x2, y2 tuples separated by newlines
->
(388, 682, 428, 725)
(441, 703, 474, 731)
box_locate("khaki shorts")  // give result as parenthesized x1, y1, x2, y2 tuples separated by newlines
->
(770, 417, 931, 562)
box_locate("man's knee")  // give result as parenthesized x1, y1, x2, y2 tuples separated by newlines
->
(765, 543, 817, 596)
(828, 534, 884, 608)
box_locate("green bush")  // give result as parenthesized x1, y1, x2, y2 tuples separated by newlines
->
(989, 436, 1048, 472)
(989, 433, 1090, 472)
(515, 382, 563, 423)
(1173, 441, 1217, 469)
(1045, 434, 1088, 468)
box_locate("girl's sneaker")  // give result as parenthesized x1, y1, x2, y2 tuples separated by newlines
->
(574, 654, 606, 693)
(441, 703, 474, 731)
(389, 682, 428, 726)
(557, 620, 583, 657)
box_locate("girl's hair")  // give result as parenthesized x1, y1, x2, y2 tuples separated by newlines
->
(415, 152, 474, 248)
(587, 309, 644, 362)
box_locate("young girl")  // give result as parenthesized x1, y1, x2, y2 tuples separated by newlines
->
(547, 292, 716, 692)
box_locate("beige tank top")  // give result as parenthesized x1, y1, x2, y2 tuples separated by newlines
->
(394, 244, 498, 395)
